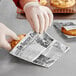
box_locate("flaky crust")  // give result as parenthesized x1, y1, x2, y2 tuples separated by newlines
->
(51, 0, 75, 8)
(40, 0, 48, 5)
(10, 34, 26, 49)
(61, 27, 76, 36)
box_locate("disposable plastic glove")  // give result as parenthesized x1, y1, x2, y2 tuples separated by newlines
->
(23, 2, 53, 33)
(0, 23, 18, 50)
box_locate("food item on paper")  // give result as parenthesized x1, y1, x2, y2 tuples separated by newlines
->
(10, 31, 69, 68)
(54, 21, 76, 38)
(62, 27, 76, 36)
(50, 0, 75, 8)
(10, 34, 26, 49)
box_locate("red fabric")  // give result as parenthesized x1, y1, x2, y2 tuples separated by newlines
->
(13, 0, 40, 9)
(13, 0, 22, 9)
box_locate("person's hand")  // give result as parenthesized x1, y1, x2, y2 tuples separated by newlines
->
(0, 23, 18, 50)
(23, 2, 53, 33)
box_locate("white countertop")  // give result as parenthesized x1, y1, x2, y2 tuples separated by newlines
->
(0, 0, 76, 76)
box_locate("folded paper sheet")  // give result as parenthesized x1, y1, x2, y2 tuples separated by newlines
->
(54, 20, 76, 38)
(10, 31, 69, 68)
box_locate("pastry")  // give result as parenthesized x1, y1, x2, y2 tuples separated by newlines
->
(39, 0, 48, 5)
(10, 34, 26, 49)
(51, 0, 76, 8)
(61, 27, 76, 36)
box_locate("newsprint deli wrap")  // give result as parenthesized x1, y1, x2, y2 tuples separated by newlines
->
(10, 31, 70, 68)
(54, 20, 76, 38)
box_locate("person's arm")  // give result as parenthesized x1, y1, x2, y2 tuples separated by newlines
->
(19, 0, 38, 9)
(13, 0, 38, 9)
(13, 0, 21, 9)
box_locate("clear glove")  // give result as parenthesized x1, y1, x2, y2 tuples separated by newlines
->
(0, 23, 18, 50)
(23, 2, 53, 33)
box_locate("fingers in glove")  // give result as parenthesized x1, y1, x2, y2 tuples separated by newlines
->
(38, 12, 45, 34)
(31, 13, 39, 33)
(0, 35, 11, 50)
(48, 12, 53, 26)
(43, 11, 49, 32)
(6, 30, 19, 40)
(44, 7, 53, 26)
(27, 16, 35, 32)
(7, 38, 13, 43)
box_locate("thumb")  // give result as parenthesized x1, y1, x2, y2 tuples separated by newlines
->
(6, 29, 19, 40)
(0, 35, 11, 50)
